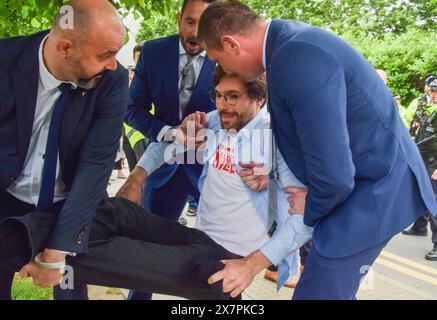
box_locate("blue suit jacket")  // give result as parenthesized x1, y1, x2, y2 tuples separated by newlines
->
(265, 20, 437, 258)
(0, 31, 129, 253)
(125, 34, 216, 189)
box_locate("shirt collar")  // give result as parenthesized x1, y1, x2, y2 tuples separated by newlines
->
(179, 39, 207, 59)
(262, 20, 272, 70)
(38, 35, 77, 91)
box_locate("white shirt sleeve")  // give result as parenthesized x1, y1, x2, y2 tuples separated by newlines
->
(277, 149, 306, 188)
(136, 142, 169, 175)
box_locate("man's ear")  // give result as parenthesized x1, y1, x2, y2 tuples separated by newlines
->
(56, 39, 73, 59)
(221, 35, 240, 55)
(257, 98, 266, 108)
(177, 12, 181, 26)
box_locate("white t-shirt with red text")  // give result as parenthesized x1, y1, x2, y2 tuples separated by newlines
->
(196, 133, 270, 257)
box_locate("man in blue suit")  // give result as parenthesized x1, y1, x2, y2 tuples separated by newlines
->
(197, 0, 437, 299)
(124, 0, 216, 300)
(0, 0, 128, 300)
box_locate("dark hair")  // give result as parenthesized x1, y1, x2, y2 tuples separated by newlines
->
(133, 43, 144, 57)
(181, 0, 217, 14)
(213, 65, 267, 103)
(198, 0, 262, 49)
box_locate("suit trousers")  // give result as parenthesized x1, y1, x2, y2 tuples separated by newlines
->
(135, 166, 201, 300)
(0, 197, 240, 300)
(142, 166, 200, 221)
(292, 239, 390, 300)
(411, 157, 437, 244)
(0, 191, 88, 300)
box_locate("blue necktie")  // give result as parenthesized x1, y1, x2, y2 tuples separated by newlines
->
(37, 83, 71, 213)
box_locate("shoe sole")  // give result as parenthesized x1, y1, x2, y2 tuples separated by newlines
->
(425, 256, 437, 261)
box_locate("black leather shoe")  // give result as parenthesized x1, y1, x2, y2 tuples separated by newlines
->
(425, 245, 437, 261)
(402, 227, 428, 236)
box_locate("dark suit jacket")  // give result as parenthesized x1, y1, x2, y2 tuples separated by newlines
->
(0, 31, 129, 253)
(125, 34, 216, 189)
(265, 19, 437, 258)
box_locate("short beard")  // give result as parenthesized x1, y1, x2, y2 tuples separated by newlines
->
(76, 76, 102, 90)
(62, 58, 103, 90)
(219, 112, 246, 131)
(181, 35, 204, 56)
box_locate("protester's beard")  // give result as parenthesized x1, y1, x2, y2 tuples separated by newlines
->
(219, 111, 246, 131)
(181, 34, 204, 56)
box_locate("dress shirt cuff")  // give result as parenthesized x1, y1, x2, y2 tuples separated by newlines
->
(260, 215, 313, 266)
(51, 250, 77, 257)
(157, 125, 172, 142)
(276, 252, 299, 291)
(259, 234, 291, 267)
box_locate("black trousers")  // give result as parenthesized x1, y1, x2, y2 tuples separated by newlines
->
(412, 214, 437, 244)
(123, 135, 148, 172)
(0, 192, 87, 300)
(412, 156, 437, 244)
(123, 134, 138, 172)
(0, 197, 240, 300)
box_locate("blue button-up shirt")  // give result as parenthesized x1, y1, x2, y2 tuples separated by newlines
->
(138, 108, 313, 289)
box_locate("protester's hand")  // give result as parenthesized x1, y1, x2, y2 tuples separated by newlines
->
(179, 111, 208, 149)
(432, 169, 437, 180)
(116, 167, 148, 205)
(237, 162, 268, 192)
(283, 186, 308, 215)
(208, 251, 271, 298)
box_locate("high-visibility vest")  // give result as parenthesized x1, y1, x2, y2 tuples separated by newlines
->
(123, 123, 146, 149)
(397, 105, 411, 129)
(406, 97, 437, 123)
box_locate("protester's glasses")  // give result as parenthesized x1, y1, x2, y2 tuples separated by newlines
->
(208, 90, 248, 106)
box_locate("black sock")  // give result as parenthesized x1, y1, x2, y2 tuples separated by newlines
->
(0, 224, 29, 258)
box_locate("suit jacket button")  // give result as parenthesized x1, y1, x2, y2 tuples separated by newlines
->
(77, 232, 85, 241)
(9, 176, 16, 182)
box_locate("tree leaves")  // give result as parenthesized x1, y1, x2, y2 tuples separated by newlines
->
(30, 17, 41, 28)
(342, 28, 436, 104)
(0, 0, 434, 104)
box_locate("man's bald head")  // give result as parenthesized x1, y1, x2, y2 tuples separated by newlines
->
(376, 69, 388, 85)
(51, 0, 125, 43)
(44, 0, 126, 89)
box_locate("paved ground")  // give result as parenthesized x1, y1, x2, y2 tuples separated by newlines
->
(87, 174, 437, 300)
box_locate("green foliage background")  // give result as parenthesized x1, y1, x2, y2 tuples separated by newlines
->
(134, 0, 436, 105)
(0, 0, 436, 104)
